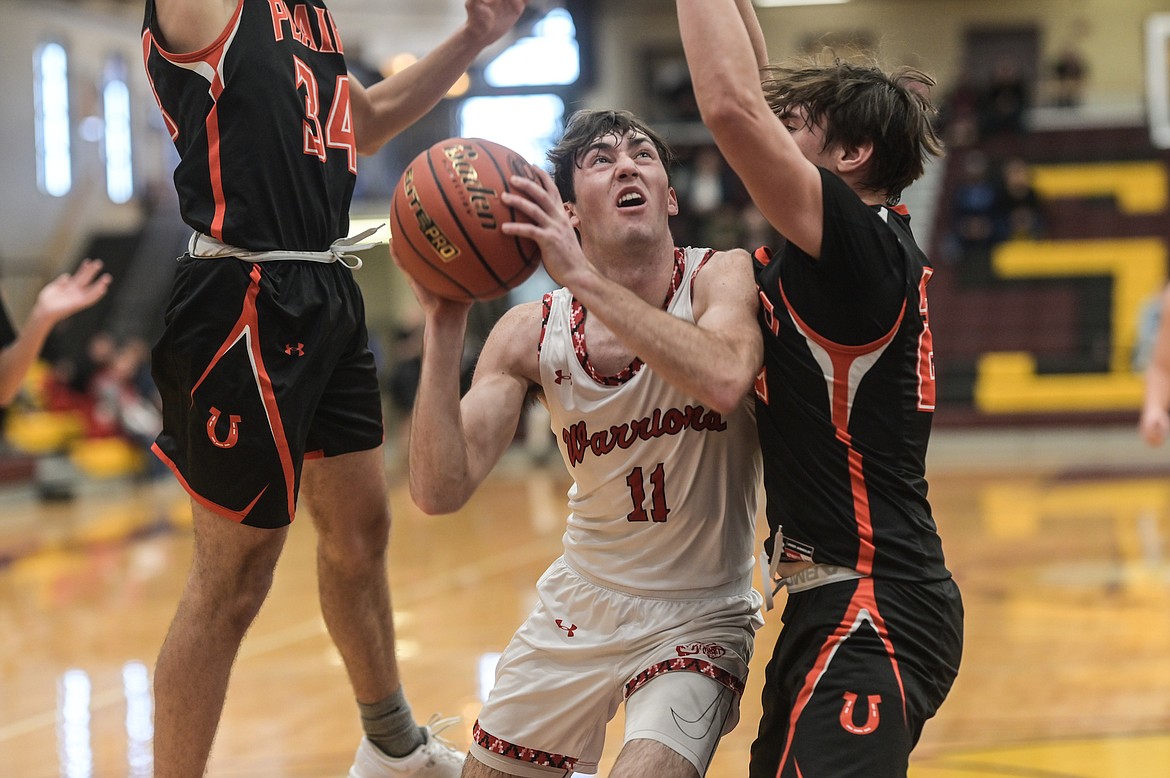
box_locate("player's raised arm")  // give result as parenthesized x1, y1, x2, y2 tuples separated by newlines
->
(350, 0, 525, 154)
(675, 0, 826, 257)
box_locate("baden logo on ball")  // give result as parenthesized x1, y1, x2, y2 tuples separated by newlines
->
(390, 137, 543, 302)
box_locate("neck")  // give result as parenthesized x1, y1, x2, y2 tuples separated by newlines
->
(581, 234, 677, 305)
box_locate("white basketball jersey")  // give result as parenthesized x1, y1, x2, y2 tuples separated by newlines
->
(539, 247, 762, 596)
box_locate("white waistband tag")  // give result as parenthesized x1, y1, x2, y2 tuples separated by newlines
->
(187, 225, 384, 270)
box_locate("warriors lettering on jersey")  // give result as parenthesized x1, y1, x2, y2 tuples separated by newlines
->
(267, 0, 344, 53)
(561, 405, 728, 467)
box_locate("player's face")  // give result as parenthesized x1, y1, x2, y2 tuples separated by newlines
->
(780, 105, 835, 168)
(566, 131, 678, 242)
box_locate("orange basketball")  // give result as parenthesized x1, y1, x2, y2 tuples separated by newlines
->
(390, 137, 542, 302)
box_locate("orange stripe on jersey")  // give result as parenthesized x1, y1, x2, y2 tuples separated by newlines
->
(206, 103, 227, 239)
(775, 281, 905, 572)
(189, 265, 299, 521)
(774, 578, 908, 777)
(141, 32, 179, 141)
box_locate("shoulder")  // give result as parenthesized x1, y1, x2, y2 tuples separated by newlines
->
(692, 247, 757, 298)
(482, 301, 545, 384)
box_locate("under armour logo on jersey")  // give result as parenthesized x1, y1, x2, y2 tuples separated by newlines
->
(206, 407, 241, 449)
(555, 619, 577, 637)
(839, 692, 882, 735)
(554, 370, 571, 384)
(284, 342, 305, 356)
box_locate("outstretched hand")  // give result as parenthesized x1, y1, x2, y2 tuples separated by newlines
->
(33, 258, 112, 326)
(1140, 406, 1170, 448)
(465, 0, 527, 46)
(500, 166, 593, 289)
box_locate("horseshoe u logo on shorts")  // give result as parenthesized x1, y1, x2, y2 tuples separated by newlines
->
(206, 406, 242, 449)
(839, 692, 882, 735)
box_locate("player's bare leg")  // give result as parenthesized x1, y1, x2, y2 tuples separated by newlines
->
(153, 504, 289, 778)
(611, 739, 699, 778)
(461, 755, 558, 778)
(301, 446, 399, 704)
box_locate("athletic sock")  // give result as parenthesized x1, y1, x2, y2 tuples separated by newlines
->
(358, 688, 426, 758)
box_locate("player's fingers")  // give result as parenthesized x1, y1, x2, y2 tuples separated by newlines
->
(501, 189, 555, 224)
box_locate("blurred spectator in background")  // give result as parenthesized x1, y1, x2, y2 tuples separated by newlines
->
(979, 55, 1030, 138)
(945, 149, 1000, 282)
(937, 76, 982, 149)
(995, 156, 1044, 241)
(89, 337, 164, 476)
(1048, 46, 1087, 108)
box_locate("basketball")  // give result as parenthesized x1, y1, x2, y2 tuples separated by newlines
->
(390, 137, 542, 302)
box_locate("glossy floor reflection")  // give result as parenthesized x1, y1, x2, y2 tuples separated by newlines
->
(1, 427, 1168, 777)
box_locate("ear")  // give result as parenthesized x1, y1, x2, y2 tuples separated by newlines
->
(666, 186, 679, 217)
(564, 201, 581, 229)
(837, 140, 874, 176)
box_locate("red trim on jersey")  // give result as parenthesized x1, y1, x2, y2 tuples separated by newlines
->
(775, 281, 906, 574)
(774, 578, 908, 777)
(624, 656, 745, 699)
(537, 292, 553, 353)
(689, 248, 717, 300)
(189, 265, 299, 521)
(472, 721, 578, 771)
(151, 441, 268, 522)
(569, 249, 686, 386)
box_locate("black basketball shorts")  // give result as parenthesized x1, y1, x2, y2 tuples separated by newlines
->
(749, 576, 964, 778)
(151, 256, 384, 528)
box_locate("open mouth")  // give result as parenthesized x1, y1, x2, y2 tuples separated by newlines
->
(617, 192, 646, 208)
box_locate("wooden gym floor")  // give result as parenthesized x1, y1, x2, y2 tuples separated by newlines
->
(1, 425, 1168, 777)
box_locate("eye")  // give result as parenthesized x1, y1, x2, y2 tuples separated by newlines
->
(591, 153, 611, 165)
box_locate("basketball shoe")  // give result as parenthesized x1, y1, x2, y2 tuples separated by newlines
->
(347, 715, 465, 777)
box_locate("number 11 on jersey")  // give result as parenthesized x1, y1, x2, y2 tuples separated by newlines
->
(626, 463, 671, 522)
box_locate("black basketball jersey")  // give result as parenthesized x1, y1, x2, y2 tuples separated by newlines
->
(754, 168, 951, 582)
(142, 0, 356, 251)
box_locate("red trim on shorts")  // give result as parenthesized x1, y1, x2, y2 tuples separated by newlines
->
(624, 656, 745, 699)
(151, 442, 267, 523)
(774, 578, 908, 776)
(472, 721, 578, 771)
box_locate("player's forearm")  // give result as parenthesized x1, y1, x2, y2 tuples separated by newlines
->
(409, 315, 478, 514)
(0, 315, 55, 406)
(677, 0, 768, 130)
(356, 24, 494, 153)
(568, 270, 759, 415)
(1144, 362, 1170, 413)
(736, 0, 770, 68)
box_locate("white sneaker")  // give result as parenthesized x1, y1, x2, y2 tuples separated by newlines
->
(347, 715, 465, 778)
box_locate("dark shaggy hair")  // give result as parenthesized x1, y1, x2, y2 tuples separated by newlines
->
(546, 109, 677, 203)
(761, 54, 944, 204)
